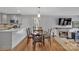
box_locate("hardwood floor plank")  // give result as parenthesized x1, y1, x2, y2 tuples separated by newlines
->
(12, 37, 65, 51)
(24, 37, 65, 51)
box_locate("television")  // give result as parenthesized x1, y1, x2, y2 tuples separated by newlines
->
(58, 18, 72, 26)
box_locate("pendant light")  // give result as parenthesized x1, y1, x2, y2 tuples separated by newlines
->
(37, 7, 40, 18)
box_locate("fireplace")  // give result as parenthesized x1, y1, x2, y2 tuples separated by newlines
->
(59, 31, 68, 38)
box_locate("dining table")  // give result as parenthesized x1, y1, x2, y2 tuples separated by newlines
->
(31, 28, 47, 50)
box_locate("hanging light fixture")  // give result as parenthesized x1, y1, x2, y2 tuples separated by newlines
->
(33, 7, 40, 28)
(37, 7, 40, 18)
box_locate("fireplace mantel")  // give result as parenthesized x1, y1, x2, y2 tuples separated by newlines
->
(54, 25, 72, 37)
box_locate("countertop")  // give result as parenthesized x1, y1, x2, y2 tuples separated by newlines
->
(0, 28, 25, 32)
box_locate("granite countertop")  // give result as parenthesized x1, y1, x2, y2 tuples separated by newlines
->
(0, 24, 19, 32)
(0, 28, 25, 32)
(0, 24, 17, 30)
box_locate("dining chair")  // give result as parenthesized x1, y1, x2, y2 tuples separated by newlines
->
(44, 28, 52, 46)
(32, 32, 44, 50)
(26, 27, 31, 45)
(52, 28, 55, 37)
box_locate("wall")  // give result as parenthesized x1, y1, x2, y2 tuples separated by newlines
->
(21, 15, 58, 31)
(40, 15, 58, 31)
(21, 15, 33, 28)
(7, 15, 79, 31)
(1, 14, 79, 30)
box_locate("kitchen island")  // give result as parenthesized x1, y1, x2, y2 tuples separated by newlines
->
(0, 28, 27, 50)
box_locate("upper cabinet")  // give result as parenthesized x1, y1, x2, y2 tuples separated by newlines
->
(0, 13, 22, 25)
(2, 14, 7, 24)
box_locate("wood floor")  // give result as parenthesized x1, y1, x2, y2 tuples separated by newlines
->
(13, 37, 66, 51)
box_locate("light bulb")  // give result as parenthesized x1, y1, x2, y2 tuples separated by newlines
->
(37, 13, 40, 18)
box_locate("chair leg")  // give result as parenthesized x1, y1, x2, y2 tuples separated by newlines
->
(43, 36, 45, 46)
(48, 37, 51, 46)
(33, 41, 36, 51)
(50, 38, 51, 46)
(43, 40, 45, 46)
(27, 37, 29, 45)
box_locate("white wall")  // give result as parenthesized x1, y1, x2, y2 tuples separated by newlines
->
(39, 15, 79, 31)
(21, 15, 33, 28)
(1, 14, 79, 30)
(8, 15, 79, 31)
(20, 15, 58, 31)
(40, 15, 57, 31)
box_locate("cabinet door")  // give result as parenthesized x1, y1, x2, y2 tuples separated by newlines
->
(75, 33, 79, 39)
(72, 33, 75, 39)
(2, 14, 7, 24)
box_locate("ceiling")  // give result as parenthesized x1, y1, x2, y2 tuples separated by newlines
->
(0, 7, 79, 15)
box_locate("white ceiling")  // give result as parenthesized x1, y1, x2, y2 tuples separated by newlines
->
(0, 7, 79, 15)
